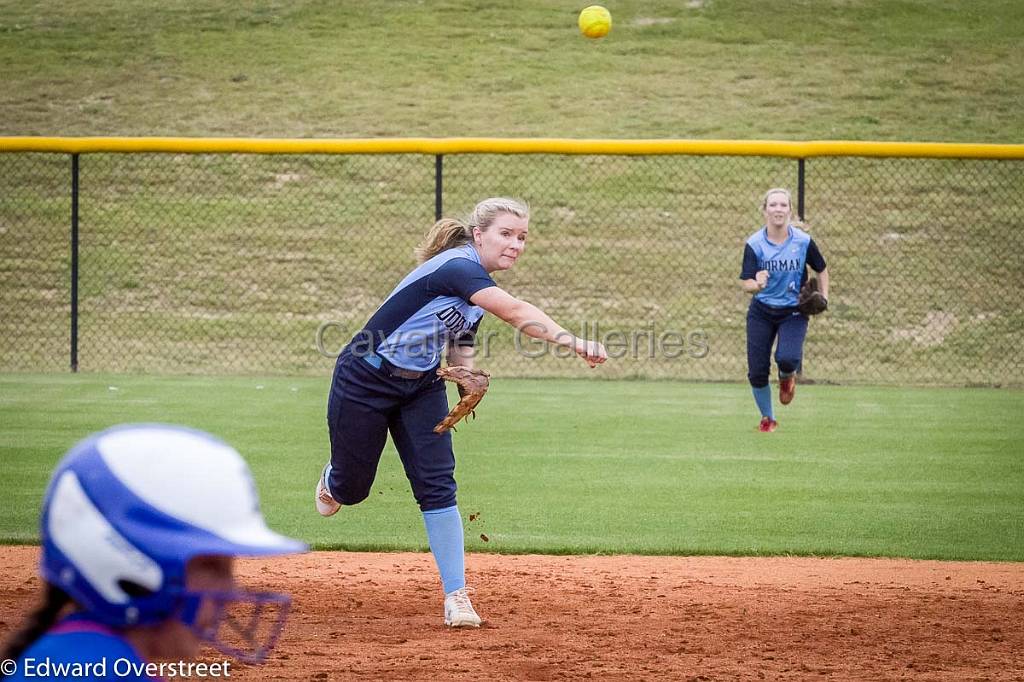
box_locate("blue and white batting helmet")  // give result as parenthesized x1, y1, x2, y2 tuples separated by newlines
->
(39, 424, 306, 657)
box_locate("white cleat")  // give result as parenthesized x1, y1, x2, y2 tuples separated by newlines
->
(315, 463, 341, 517)
(444, 587, 482, 628)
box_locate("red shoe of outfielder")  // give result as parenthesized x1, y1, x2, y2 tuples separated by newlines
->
(758, 416, 778, 433)
(779, 375, 796, 405)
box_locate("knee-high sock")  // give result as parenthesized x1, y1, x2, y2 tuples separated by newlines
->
(752, 384, 774, 419)
(422, 505, 465, 594)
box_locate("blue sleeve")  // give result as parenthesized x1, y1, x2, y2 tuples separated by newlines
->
(739, 244, 759, 279)
(806, 239, 827, 272)
(429, 258, 496, 301)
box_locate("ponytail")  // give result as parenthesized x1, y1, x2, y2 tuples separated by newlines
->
(1, 583, 71, 669)
(414, 218, 472, 263)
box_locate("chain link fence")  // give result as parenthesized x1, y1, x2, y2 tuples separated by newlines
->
(1, 145, 1021, 386)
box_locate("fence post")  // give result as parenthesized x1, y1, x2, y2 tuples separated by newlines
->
(434, 154, 443, 220)
(70, 153, 80, 372)
(797, 158, 806, 221)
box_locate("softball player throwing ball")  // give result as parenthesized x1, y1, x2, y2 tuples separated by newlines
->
(316, 197, 607, 627)
(739, 188, 830, 432)
(1, 424, 306, 681)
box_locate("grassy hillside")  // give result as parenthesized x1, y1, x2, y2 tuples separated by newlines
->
(1, 1, 1022, 385)
(1, 0, 1022, 141)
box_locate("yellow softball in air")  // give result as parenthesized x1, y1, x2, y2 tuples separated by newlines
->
(578, 5, 612, 39)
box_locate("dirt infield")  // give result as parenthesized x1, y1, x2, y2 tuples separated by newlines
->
(1, 546, 1022, 681)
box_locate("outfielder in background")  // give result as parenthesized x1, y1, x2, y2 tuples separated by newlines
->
(316, 197, 607, 628)
(739, 188, 830, 432)
(1, 424, 307, 682)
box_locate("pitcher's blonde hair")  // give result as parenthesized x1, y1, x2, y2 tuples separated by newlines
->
(415, 197, 530, 263)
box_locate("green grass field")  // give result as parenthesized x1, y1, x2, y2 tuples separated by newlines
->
(2, 373, 1021, 561)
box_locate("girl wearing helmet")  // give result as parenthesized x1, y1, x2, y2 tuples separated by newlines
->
(1, 424, 306, 680)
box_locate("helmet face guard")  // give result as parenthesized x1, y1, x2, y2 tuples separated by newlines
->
(39, 424, 307, 660)
(178, 590, 292, 664)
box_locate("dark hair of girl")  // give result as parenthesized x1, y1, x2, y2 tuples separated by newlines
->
(0, 582, 71, 671)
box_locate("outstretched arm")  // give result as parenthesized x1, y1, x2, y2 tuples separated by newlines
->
(470, 286, 607, 367)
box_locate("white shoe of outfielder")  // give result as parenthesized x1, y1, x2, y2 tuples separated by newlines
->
(315, 463, 341, 517)
(444, 587, 481, 628)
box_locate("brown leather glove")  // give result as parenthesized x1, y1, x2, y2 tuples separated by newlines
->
(798, 277, 828, 315)
(433, 366, 490, 433)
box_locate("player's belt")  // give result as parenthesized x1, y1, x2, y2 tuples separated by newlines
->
(362, 352, 428, 380)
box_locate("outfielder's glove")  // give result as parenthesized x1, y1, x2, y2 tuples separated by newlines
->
(433, 366, 490, 433)
(798, 277, 828, 315)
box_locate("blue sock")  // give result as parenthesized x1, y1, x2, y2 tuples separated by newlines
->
(422, 505, 465, 594)
(752, 385, 774, 419)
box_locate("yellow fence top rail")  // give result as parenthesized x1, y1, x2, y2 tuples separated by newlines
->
(1, 137, 1023, 160)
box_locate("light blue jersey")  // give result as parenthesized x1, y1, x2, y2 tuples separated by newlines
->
(7, 615, 155, 682)
(345, 244, 496, 371)
(739, 225, 826, 308)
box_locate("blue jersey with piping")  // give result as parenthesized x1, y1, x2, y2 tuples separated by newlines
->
(345, 244, 495, 371)
(739, 225, 826, 308)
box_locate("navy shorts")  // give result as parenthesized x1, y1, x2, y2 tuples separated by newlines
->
(746, 299, 809, 387)
(326, 352, 455, 512)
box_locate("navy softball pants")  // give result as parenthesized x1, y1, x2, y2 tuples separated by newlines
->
(746, 299, 809, 388)
(326, 352, 456, 512)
